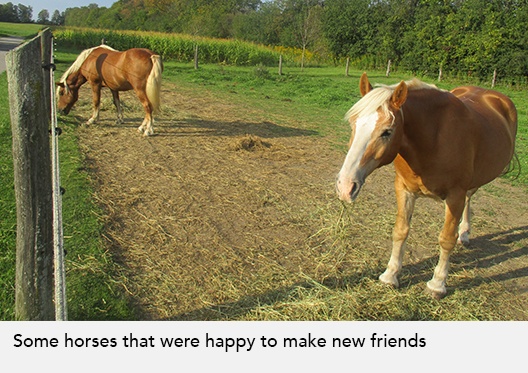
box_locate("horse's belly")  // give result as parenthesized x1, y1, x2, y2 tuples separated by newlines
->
(102, 80, 133, 91)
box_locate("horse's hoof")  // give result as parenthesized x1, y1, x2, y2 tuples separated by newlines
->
(426, 281, 447, 299)
(457, 232, 470, 247)
(143, 128, 154, 136)
(379, 272, 399, 288)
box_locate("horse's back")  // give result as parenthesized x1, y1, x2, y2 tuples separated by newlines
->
(451, 86, 517, 138)
(109, 47, 158, 71)
(87, 47, 159, 91)
(123, 48, 158, 63)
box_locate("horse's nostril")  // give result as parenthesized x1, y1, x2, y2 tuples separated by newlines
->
(349, 181, 362, 201)
(350, 182, 358, 197)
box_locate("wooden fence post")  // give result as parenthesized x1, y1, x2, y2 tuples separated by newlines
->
(41, 30, 52, 122)
(278, 54, 283, 76)
(492, 69, 497, 87)
(386, 59, 391, 77)
(345, 57, 350, 77)
(7, 29, 55, 320)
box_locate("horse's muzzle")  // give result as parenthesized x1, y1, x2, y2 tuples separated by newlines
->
(336, 178, 363, 203)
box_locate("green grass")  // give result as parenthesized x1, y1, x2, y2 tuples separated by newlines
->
(0, 22, 44, 38)
(0, 74, 16, 319)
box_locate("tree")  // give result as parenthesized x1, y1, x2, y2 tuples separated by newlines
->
(288, 0, 324, 70)
(0, 2, 19, 22)
(322, 0, 370, 60)
(37, 9, 50, 24)
(400, 0, 455, 75)
(16, 3, 32, 23)
(51, 10, 64, 25)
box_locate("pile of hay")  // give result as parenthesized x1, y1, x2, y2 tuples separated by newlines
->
(229, 134, 271, 151)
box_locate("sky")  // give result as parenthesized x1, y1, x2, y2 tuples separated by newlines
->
(21, 1, 116, 17)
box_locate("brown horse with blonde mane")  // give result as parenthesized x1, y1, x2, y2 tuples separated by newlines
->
(336, 73, 517, 298)
(57, 44, 163, 136)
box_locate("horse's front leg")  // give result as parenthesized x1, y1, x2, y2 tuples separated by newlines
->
(86, 84, 102, 125)
(427, 191, 466, 299)
(379, 176, 416, 288)
(111, 90, 124, 124)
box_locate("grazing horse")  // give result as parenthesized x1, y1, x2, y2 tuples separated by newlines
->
(336, 73, 517, 298)
(56, 44, 163, 136)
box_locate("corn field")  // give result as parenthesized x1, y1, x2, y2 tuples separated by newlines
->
(54, 27, 311, 67)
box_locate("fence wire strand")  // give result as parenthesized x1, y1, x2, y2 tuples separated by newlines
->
(49, 36, 68, 321)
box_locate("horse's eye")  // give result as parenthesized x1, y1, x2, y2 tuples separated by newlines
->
(381, 128, 393, 138)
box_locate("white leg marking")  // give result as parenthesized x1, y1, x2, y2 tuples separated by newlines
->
(143, 119, 154, 136)
(86, 109, 99, 125)
(427, 249, 450, 298)
(137, 118, 147, 134)
(457, 196, 471, 246)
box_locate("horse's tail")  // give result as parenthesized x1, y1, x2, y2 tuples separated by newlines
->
(500, 99, 520, 180)
(146, 54, 163, 114)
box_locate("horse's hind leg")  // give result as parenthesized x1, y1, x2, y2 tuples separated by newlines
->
(457, 189, 477, 246)
(135, 89, 154, 136)
(138, 114, 154, 136)
(111, 90, 123, 124)
(379, 177, 416, 288)
(427, 191, 466, 299)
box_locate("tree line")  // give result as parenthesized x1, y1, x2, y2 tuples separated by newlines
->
(4, 0, 528, 83)
(0, 2, 64, 25)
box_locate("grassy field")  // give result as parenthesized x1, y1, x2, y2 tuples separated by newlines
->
(1, 28, 527, 320)
(0, 22, 43, 38)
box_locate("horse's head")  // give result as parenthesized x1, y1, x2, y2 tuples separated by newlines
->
(56, 81, 79, 115)
(336, 73, 408, 202)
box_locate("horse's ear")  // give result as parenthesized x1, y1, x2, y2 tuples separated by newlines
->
(359, 72, 373, 96)
(390, 81, 408, 110)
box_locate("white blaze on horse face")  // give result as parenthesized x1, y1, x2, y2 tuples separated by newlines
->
(337, 111, 379, 202)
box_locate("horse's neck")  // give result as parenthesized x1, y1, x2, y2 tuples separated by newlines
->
(68, 70, 87, 88)
(399, 89, 449, 157)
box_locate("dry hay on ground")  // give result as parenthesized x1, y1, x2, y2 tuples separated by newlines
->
(228, 134, 272, 152)
(72, 82, 528, 320)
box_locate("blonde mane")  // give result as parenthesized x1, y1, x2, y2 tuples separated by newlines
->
(59, 44, 118, 92)
(345, 78, 440, 122)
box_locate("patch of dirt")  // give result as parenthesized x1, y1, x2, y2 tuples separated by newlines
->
(72, 81, 528, 320)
